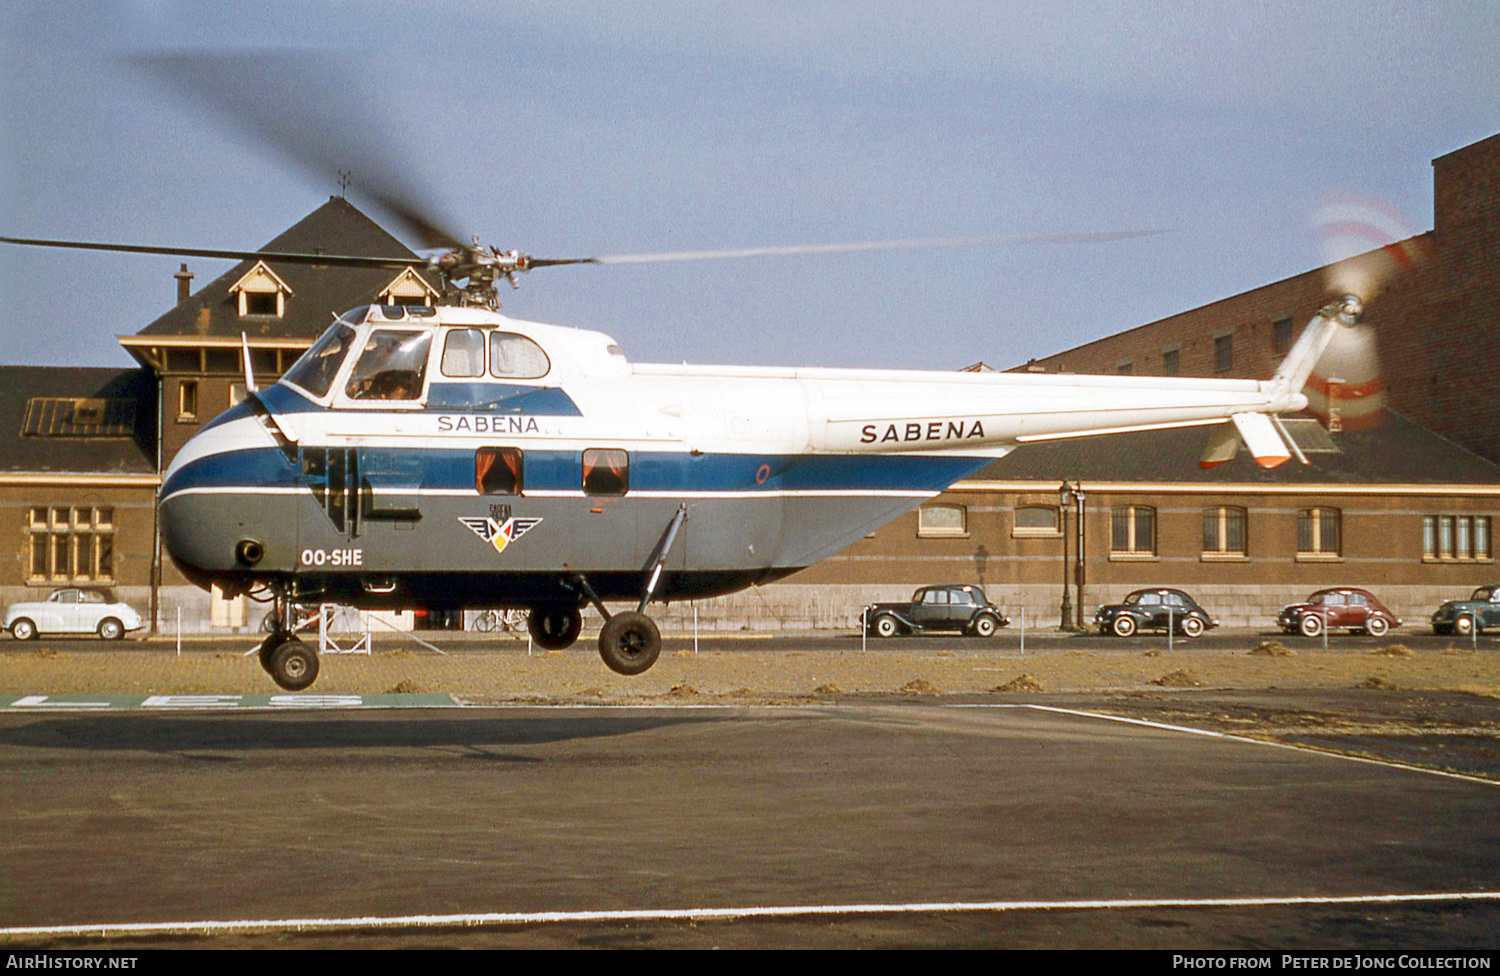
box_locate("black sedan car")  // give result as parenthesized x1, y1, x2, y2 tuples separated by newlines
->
(1094, 588, 1218, 637)
(863, 584, 1011, 637)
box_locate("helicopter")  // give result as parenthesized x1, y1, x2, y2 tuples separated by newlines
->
(3, 47, 1418, 692)
(0, 222, 1375, 691)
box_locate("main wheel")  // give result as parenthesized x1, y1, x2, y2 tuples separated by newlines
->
(10, 618, 35, 641)
(970, 614, 999, 638)
(1111, 615, 1137, 637)
(1299, 614, 1324, 638)
(1180, 616, 1205, 638)
(257, 634, 283, 675)
(1364, 616, 1389, 637)
(97, 618, 124, 640)
(597, 611, 661, 676)
(872, 614, 900, 638)
(269, 638, 319, 692)
(529, 607, 583, 650)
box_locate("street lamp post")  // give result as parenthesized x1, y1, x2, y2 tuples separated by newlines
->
(1059, 482, 1074, 631)
(1072, 485, 1087, 631)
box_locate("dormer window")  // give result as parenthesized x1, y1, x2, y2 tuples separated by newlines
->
(229, 261, 293, 318)
(379, 267, 440, 307)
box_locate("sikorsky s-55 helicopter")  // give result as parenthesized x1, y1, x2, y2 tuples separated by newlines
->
(1, 221, 1390, 692)
(1, 55, 1416, 691)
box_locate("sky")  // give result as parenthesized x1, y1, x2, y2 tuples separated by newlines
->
(1, 0, 1497, 372)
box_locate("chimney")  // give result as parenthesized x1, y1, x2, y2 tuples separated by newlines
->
(174, 263, 193, 304)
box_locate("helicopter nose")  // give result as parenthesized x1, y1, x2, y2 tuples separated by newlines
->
(159, 411, 302, 582)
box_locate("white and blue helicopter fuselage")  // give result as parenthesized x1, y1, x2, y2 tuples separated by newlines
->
(157, 299, 1348, 685)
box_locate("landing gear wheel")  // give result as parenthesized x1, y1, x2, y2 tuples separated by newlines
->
(1180, 616, 1204, 638)
(1111, 615, 1137, 638)
(529, 607, 583, 650)
(1365, 616, 1389, 637)
(1299, 615, 1324, 638)
(256, 634, 285, 675)
(10, 618, 36, 641)
(269, 638, 319, 692)
(970, 614, 999, 638)
(598, 611, 662, 676)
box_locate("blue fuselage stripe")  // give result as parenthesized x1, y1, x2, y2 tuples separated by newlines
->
(160, 446, 992, 498)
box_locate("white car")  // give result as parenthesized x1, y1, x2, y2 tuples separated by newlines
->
(4, 588, 144, 640)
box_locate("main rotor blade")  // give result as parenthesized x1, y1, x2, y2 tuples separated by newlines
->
(581, 229, 1168, 266)
(125, 51, 466, 251)
(0, 235, 418, 270)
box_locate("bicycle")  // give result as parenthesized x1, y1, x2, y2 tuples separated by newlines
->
(473, 608, 529, 633)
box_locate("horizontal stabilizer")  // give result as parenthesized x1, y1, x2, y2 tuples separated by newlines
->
(1231, 412, 1290, 469)
(1198, 423, 1240, 469)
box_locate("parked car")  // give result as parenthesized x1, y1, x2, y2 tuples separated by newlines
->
(1430, 585, 1500, 635)
(1094, 588, 1218, 637)
(863, 584, 1010, 637)
(4, 587, 144, 640)
(1277, 587, 1401, 637)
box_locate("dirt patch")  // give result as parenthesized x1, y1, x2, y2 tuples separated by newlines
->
(898, 678, 940, 695)
(993, 674, 1044, 693)
(667, 684, 698, 697)
(813, 683, 842, 695)
(387, 679, 428, 694)
(1373, 645, 1414, 657)
(1249, 641, 1296, 657)
(1357, 676, 1398, 690)
(1151, 669, 1204, 688)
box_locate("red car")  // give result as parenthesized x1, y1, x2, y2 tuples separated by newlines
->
(1277, 588, 1402, 637)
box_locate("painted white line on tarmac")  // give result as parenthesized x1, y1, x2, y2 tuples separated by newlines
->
(952, 703, 1500, 788)
(5, 891, 1500, 940)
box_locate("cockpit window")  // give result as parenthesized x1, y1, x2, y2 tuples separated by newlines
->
(441, 329, 486, 378)
(490, 333, 550, 379)
(345, 330, 432, 401)
(283, 323, 357, 399)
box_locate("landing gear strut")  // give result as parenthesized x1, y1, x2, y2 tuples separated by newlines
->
(256, 590, 320, 691)
(576, 504, 685, 677)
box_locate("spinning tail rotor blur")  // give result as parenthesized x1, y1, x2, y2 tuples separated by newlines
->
(1308, 192, 1431, 430)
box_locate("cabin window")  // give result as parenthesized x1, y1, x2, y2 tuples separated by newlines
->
(284, 323, 357, 398)
(476, 447, 523, 495)
(442, 329, 486, 378)
(490, 333, 550, 379)
(582, 449, 629, 496)
(345, 330, 431, 401)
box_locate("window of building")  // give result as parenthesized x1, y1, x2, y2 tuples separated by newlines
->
(582, 449, 629, 496)
(1013, 504, 1060, 537)
(1202, 506, 1248, 557)
(229, 261, 292, 318)
(1272, 316, 1294, 355)
(475, 447, 523, 495)
(1116, 360, 1133, 375)
(917, 503, 967, 538)
(1162, 348, 1180, 376)
(28, 506, 115, 583)
(178, 379, 198, 421)
(1111, 505, 1156, 556)
(379, 267, 439, 307)
(1423, 515, 1492, 561)
(1214, 334, 1233, 373)
(1297, 507, 1341, 557)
